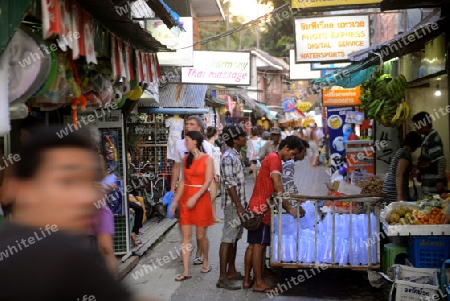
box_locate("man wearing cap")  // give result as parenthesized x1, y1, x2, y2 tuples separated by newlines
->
(258, 127, 282, 162)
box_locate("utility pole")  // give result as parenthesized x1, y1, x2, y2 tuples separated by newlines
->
(225, 5, 230, 50)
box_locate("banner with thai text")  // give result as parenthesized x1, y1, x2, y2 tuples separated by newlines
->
(322, 86, 361, 106)
(294, 15, 369, 62)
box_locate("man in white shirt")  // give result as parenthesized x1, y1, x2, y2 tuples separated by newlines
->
(169, 115, 213, 265)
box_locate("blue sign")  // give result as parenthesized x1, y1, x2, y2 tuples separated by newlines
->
(312, 62, 351, 70)
(326, 106, 354, 174)
(283, 98, 295, 112)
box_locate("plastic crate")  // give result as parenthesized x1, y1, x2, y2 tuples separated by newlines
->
(383, 243, 408, 273)
(408, 236, 450, 268)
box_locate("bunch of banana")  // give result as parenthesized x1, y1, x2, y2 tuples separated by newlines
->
(391, 101, 410, 125)
(386, 74, 407, 102)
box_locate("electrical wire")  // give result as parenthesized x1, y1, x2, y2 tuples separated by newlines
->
(176, 3, 290, 49)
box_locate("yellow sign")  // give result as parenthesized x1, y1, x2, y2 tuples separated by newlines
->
(296, 102, 312, 112)
(291, 0, 381, 9)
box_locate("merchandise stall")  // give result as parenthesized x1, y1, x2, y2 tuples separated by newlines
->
(1, 0, 181, 256)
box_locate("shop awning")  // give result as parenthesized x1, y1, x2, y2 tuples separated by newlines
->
(75, 0, 169, 53)
(259, 104, 277, 120)
(143, 0, 185, 30)
(205, 97, 225, 107)
(151, 84, 208, 108)
(143, 108, 209, 114)
(311, 14, 448, 89)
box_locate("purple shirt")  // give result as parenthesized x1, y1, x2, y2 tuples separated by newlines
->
(87, 205, 114, 236)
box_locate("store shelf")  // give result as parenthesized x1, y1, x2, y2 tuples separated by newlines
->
(382, 220, 450, 236)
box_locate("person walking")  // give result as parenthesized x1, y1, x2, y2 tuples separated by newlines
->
(258, 127, 282, 162)
(170, 131, 214, 281)
(216, 124, 248, 290)
(305, 123, 322, 167)
(247, 127, 261, 182)
(0, 126, 157, 301)
(243, 136, 305, 293)
(412, 111, 447, 194)
(206, 126, 222, 223)
(169, 115, 213, 265)
(282, 139, 309, 194)
(382, 131, 422, 203)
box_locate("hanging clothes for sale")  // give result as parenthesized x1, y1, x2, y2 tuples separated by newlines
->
(166, 115, 184, 160)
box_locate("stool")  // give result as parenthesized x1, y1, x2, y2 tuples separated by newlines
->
(383, 243, 408, 273)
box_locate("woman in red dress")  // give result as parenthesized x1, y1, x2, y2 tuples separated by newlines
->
(171, 131, 214, 281)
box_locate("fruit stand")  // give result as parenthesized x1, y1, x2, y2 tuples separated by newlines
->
(381, 196, 450, 269)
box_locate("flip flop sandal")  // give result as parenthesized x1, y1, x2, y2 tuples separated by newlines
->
(216, 280, 241, 290)
(175, 275, 192, 281)
(201, 265, 212, 273)
(193, 257, 203, 265)
(228, 272, 245, 281)
(253, 287, 278, 293)
(243, 281, 254, 289)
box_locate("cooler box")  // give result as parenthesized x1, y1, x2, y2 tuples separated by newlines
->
(383, 243, 408, 273)
(408, 235, 450, 268)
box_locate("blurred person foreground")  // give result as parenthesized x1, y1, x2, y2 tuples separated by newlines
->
(0, 126, 158, 301)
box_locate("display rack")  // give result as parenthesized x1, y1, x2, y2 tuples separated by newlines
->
(128, 113, 175, 176)
(64, 110, 131, 256)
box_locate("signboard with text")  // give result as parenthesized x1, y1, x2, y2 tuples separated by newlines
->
(322, 86, 361, 106)
(147, 17, 193, 66)
(181, 51, 251, 85)
(294, 15, 370, 62)
(291, 0, 381, 9)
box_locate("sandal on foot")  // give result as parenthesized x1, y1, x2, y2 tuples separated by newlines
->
(243, 281, 254, 289)
(253, 287, 277, 293)
(228, 272, 244, 281)
(175, 275, 192, 281)
(201, 265, 212, 273)
(216, 280, 241, 290)
(193, 257, 203, 265)
(214, 218, 223, 223)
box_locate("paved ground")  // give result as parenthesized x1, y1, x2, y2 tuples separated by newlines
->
(122, 156, 387, 300)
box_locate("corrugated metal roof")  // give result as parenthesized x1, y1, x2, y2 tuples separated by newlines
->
(149, 84, 207, 108)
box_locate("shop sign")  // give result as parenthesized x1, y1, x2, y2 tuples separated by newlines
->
(289, 49, 321, 80)
(291, 0, 381, 9)
(181, 51, 251, 86)
(294, 15, 369, 62)
(284, 98, 295, 112)
(296, 102, 312, 112)
(147, 17, 194, 66)
(322, 86, 361, 107)
(311, 62, 351, 70)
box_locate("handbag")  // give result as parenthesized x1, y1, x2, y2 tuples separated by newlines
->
(239, 201, 270, 231)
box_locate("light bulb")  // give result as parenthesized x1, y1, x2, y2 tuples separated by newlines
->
(435, 90, 442, 97)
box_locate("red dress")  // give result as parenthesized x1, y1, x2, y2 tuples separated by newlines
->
(179, 155, 213, 227)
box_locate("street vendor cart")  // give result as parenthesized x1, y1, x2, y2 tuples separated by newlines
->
(270, 193, 384, 270)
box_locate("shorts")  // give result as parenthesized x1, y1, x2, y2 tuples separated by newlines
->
(247, 223, 270, 245)
(308, 142, 319, 156)
(221, 205, 244, 243)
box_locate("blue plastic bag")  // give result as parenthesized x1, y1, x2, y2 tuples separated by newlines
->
(162, 191, 175, 218)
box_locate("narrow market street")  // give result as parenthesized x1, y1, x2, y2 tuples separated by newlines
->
(122, 156, 386, 300)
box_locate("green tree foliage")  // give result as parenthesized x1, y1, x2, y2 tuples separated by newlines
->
(258, 0, 293, 57)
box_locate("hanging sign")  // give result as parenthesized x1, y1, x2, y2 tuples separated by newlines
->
(322, 86, 361, 106)
(292, 0, 381, 9)
(296, 102, 312, 112)
(284, 98, 295, 112)
(294, 15, 369, 62)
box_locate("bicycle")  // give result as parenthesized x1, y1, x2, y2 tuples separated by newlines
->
(129, 162, 168, 221)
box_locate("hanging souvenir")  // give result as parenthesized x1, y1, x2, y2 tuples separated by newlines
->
(140, 51, 149, 84)
(154, 53, 161, 80)
(110, 34, 119, 81)
(41, 0, 62, 39)
(125, 43, 134, 81)
(71, 1, 81, 59)
(77, 5, 85, 57)
(83, 11, 97, 64)
(135, 50, 144, 83)
(116, 37, 127, 80)
(147, 53, 153, 83)
(58, 0, 74, 51)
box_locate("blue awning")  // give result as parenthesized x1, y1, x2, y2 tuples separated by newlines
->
(259, 104, 277, 120)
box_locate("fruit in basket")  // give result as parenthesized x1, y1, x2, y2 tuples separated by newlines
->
(390, 213, 400, 223)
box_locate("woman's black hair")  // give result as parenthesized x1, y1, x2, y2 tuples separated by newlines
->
(186, 131, 204, 169)
(206, 126, 218, 139)
(403, 131, 422, 150)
